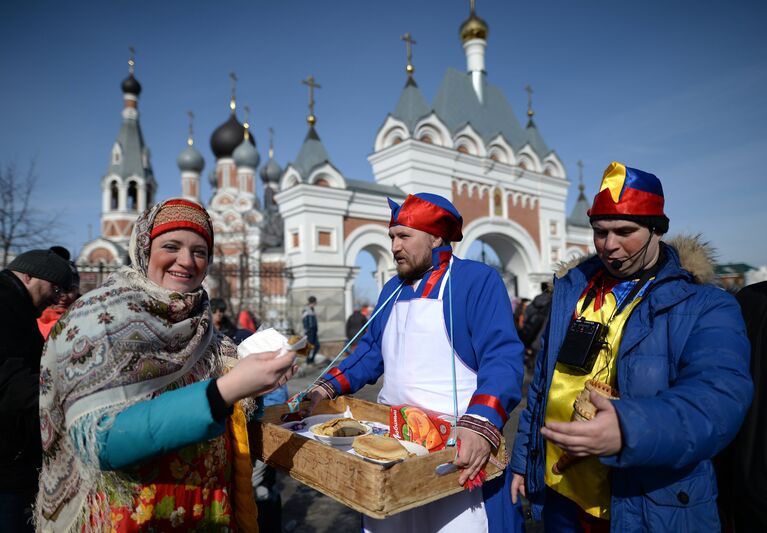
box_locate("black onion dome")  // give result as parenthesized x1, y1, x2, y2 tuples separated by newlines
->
(121, 74, 142, 96)
(210, 114, 255, 159)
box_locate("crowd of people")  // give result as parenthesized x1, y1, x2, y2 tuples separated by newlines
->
(0, 160, 763, 532)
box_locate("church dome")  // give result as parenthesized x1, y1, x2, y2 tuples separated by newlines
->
(460, 12, 488, 42)
(233, 137, 260, 169)
(177, 144, 205, 173)
(260, 157, 282, 183)
(210, 114, 253, 159)
(121, 74, 142, 96)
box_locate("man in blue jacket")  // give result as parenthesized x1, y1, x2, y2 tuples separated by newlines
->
(308, 193, 524, 532)
(510, 162, 753, 531)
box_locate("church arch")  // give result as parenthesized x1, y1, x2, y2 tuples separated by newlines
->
(456, 217, 542, 298)
(343, 224, 395, 317)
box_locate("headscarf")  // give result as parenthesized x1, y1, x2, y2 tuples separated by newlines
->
(388, 193, 464, 242)
(36, 199, 233, 531)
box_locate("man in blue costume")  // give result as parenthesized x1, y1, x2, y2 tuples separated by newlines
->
(510, 162, 753, 531)
(308, 193, 524, 532)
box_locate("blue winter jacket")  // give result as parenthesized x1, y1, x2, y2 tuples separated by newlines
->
(510, 241, 752, 531)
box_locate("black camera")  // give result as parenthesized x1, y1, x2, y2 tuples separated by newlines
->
(557, 318, 605, 373)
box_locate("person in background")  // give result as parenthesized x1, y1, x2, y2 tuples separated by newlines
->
(513, 297, 530, 333)
(308, 192, 524, 532)
(210, 297, 239, 339)
(238, 309, 260, 333)
(36, 198, 296, 531)
(0, 248, 72, 532)
(302, 295, 320, 364)
(716, 280, 767, 531)
(518, 283, 552, 368)
(510, 162, 752, 531)
(345, 306, 367, 352)
(37, 248, 81, 340)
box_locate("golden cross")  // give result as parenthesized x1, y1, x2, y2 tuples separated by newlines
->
(469, 0, 476, 15)
(302, 75, 321, 117)
(269, 127, 275, 158)
(187, 110, 194, 146)
(128, 46, 135, 74)
(229, 72, 238, 112)
(402, 32, 416, 65)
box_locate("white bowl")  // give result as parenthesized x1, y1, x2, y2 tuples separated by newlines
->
(307, 415, 372, 446)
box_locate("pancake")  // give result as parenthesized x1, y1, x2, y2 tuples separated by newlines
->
(352, 435, 412, 461)
(310, 417, 368, 438)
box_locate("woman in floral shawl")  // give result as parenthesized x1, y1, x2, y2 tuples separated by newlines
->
(36, 199, 296, 532)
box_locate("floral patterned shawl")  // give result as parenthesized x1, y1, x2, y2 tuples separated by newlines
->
(36, 200, 235, 531)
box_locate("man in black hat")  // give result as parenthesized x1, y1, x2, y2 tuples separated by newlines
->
(0, 249, 72, 531)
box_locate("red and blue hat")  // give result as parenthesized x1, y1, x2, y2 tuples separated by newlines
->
(388, 193, 463, 242)
(588, 162, 667, 219)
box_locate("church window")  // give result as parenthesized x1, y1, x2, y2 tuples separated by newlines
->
(110, 181, 119, 209)
(291, 230, 300, 249)
(457, 145, 469, 154)
(493, 188, 503, 216)
(420, 134, 433, 144)
(318, 230, 332, 247)
(315, 178, 330, 187)
(550, 220, 558, 236)
(392, 137, 402, 145)
(519, 161, 527, 170)
(127, 182, 138, 210)
(489, 153, 499, 162)
(551, 248, 560, 263)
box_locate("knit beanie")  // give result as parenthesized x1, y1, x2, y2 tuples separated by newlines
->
(150, 198, 214, 251)
(8, 249, 73, 288)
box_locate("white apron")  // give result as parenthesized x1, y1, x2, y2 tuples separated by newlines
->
(365, 266, 488, 533)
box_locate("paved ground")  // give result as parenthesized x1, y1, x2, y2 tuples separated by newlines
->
(266, 347, 542, 532)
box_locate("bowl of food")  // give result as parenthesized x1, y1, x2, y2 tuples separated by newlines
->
(351, 434, 428, 464)
(308, 416, 372, 446)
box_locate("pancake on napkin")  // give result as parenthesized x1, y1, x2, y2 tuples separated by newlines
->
(352, 435, 413, 461)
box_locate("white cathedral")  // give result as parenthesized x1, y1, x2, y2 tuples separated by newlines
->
(77, 7, 594, 342)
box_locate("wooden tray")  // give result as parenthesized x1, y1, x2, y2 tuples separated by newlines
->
(249, 396, 506, 519)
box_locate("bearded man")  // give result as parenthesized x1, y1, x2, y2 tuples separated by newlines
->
(308, 192, 524, 533)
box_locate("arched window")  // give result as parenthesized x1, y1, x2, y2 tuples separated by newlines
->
(315, 178, 330, 187)
(110, 181, 119, 209)
(494, 187, 503, 216)
(420, 134, 433, 144)
(457, 145, 469, 154)
(127, 182, 138, 210)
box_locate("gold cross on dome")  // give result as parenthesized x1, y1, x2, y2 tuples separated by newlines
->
(187, 110, 194, 146)
(302, 75, 321, 124)
(401, 32, 417, 77)
(128, 46, 136, 74)
(229, 72, 238, 112)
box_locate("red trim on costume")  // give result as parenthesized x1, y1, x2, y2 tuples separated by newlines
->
(328, 367, 351, 394)
(468, 394, 508, 425)
(391, 195, 463, 241)
(421, 249, 453, 298)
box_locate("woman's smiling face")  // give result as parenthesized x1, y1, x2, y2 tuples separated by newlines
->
(147, 229, 209, 292)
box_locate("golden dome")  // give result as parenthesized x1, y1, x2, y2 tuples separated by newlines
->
(460, 13, 488, 42)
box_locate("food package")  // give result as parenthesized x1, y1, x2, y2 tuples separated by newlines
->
(552, 379, 619, 475)
(236, 328, 310, 359)
(389, 405, 453, 452)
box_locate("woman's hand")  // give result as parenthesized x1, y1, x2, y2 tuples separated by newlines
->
(510, 473, 526, 504)
(216, 350, 297, 406)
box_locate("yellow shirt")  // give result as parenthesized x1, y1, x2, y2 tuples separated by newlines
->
(544, 273, 652, 519)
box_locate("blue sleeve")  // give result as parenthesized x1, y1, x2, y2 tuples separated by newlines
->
(96, 379, 226, 470)
(461, 266, 525, 429)
(603, 288, 753, 469)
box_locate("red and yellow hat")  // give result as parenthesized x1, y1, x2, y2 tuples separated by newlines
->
(388, 193, 463, 242)
(588, 162, 667, 219)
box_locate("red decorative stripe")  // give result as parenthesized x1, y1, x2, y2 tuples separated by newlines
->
(468, 394, 508, 425)
(588, 187, 665, 218)
(328, 367, 351, 394)
(421, 250, 452, 298)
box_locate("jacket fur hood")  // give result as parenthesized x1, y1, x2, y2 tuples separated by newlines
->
(555, 234, 717, 284)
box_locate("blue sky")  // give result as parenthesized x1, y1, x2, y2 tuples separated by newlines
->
(1, 0, 765, 276)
